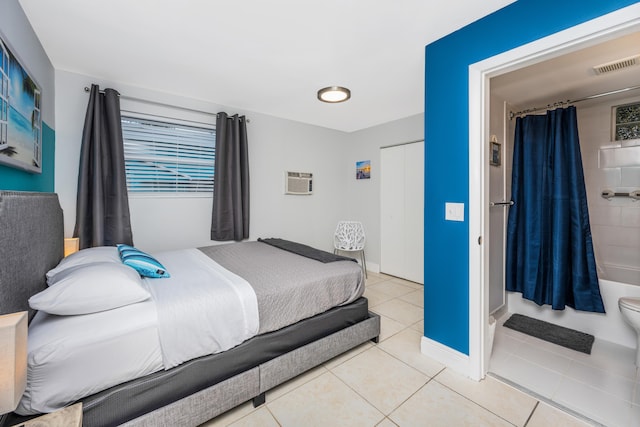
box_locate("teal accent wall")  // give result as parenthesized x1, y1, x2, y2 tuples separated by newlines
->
(0, 122, 55, 191)
(423, 0, 639, 354)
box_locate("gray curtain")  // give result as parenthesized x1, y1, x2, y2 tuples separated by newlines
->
(73, 84, 133, 249)
(211, 112, 250, 241)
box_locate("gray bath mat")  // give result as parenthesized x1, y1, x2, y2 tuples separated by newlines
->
(503, 314, 594, 354)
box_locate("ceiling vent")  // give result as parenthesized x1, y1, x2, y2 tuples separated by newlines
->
(593, 54, 640, 75)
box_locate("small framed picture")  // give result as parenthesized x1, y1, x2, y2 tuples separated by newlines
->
(490, 141, 501, 166)
(356, 160, 371, 179)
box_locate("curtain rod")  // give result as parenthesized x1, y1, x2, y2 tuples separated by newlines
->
(84, 86, 120, 96)
(509, 84, 640, 119)
(83, 86, 250, 122)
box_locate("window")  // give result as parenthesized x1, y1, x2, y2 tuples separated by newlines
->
(121, 116, 215, 194)
(613, 101, 640, 141)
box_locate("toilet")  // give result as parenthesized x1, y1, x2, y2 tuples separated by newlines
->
(619, 297, 640, 367)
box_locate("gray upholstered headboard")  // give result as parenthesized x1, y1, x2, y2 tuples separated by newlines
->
(0, 191, 64, 319)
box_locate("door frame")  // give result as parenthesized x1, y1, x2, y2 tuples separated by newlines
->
(467, 4, 640, 380)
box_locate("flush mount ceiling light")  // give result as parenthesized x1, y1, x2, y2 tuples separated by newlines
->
(317, 86, 351, 103)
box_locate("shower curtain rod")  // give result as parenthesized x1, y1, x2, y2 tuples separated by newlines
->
(82, 86, 248, 121)
(509, 84, 640, 119)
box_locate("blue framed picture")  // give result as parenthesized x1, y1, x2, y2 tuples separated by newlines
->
(0, 33, 42, 173)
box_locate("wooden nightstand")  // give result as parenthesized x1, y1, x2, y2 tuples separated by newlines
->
(11, 403, 82, 427)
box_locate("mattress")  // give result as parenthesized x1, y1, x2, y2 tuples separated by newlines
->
(18, 299, 163, 415)
(16, 240, 365, 418)
(82, 297, 372, 427)
(7, 298, 371, 427)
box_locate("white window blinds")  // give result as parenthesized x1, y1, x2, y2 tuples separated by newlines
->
(121, 116, 215, 193)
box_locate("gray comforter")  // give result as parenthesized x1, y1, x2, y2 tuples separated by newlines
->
(199, 241, 365, 334)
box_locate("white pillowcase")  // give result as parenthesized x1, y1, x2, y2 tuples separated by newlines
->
(46, 246, 121, 281)
(31, 262, 151, 315)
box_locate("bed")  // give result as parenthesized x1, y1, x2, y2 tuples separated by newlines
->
(0, 191, 380, 427)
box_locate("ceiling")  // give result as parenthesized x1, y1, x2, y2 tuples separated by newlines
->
(491, 31, 640, 114)
(19, 0, 515, 132)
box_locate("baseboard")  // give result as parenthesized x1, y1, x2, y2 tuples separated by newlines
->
(365, 262, 380, 274)
(421, 336, 471, 378)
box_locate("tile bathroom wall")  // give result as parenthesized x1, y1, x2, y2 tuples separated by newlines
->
(578, 95, 640, 286)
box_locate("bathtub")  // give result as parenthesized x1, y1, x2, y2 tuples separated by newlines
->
(507, 279, 640, 349)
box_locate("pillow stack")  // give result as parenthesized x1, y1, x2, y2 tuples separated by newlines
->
(30, 245, 170, 316)
(30, 247, 151, 315)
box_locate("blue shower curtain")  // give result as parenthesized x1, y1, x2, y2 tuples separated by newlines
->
(505, 106, 605, 313)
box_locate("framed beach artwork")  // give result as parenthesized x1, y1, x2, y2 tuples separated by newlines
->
(0, 33, 42, 173)
(356, 160, 371, 179)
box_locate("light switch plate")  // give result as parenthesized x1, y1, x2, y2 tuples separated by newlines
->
(445, 202, 464, 221)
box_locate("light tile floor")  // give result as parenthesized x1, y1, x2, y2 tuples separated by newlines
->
(490, 314, 640, 427)
(202, 272, 593, 427)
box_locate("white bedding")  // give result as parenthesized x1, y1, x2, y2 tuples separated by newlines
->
(17, 248, 259, 415)
(17, 299, 162, 415)
(148, 248, 259, 369)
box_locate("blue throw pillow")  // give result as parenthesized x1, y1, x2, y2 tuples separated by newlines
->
(117, 244, 170, 278)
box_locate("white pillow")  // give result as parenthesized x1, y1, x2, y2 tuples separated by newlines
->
(31, 262, 150, 315)
(46, 246, 121, 281)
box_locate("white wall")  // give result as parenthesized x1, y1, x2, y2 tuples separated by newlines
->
(54, 69, 424, 263)
(578, 95, 640, 286)
(343, 114, 424, 272)
(54, 70, 350, 253)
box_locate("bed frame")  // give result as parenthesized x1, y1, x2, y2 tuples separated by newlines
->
(0, 191, 380, 426)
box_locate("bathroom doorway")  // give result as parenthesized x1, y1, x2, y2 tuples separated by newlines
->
(468, 8, 640, 426)
(466, 3, 640, 380)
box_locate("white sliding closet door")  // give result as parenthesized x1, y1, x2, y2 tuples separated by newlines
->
(380, 141, 424, 284)
(381, 146, 405, 277)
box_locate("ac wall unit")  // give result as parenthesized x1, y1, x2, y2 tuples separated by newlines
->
(285, 171, 313, 195)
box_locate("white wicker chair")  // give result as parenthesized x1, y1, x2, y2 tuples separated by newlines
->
(333, 221, 367, 278)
